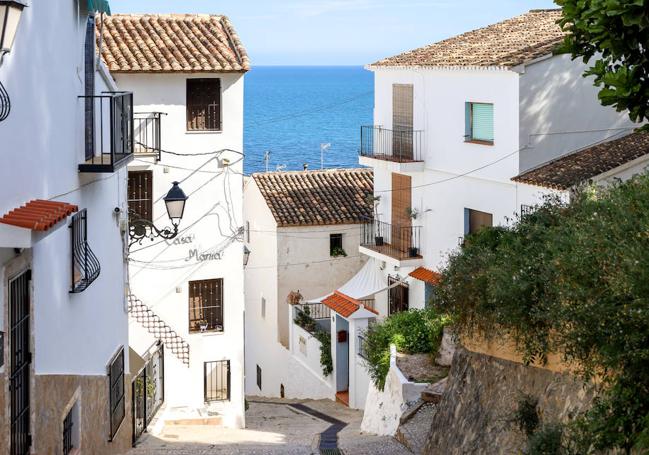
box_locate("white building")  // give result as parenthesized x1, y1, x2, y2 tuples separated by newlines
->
(313, 9, 640, 411)
(99, 14, 249, 429)
(243, 168, 373, 405)
(0, 1, 133, 453)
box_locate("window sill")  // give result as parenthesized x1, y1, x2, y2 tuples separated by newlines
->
(190, 330, 225, 336)
(464, 139, 494, 146)
(186, 130, 223, 135)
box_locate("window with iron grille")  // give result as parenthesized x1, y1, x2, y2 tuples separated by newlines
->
(187, 78, 221, 131)
(521, 204, 534, 217)
(189, 279, 224, 333)
(204, 360, 230, 402)
(256, 365, 262, 391)
(62, 406, 74, 455)
(357, 334, 368, 360)
(70, 209, 100, 293)
(108, 347, 125, 440)
(128, 171, 153, 222)
(330, 233, 344, 257)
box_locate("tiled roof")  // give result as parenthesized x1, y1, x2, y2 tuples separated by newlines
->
(409, 267, 442, 285)
(98, 14, 250, 73)
(253, 169, 374, 227)
(513, 131, 649, 190)
(0, 200, 78, 231)
(370, 9, 564, 69)
(322, 291, 378, 318)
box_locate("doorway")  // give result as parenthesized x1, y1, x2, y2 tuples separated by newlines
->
(10, 270, 31, 455)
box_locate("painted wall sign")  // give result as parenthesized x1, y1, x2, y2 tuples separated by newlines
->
(185, 248, 222, 263)
(172, 234, 195, 245)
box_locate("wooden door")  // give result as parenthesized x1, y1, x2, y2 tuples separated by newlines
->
(391, 173, 412, 253)
(392, 84, 413, 160)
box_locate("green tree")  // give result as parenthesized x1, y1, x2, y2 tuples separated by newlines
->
(556, 0, 649, 124)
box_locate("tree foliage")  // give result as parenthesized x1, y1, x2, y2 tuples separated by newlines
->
(432, 174, 649, 452)
(556, 0, 649, 124)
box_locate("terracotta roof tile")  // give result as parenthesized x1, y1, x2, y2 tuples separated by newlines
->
(0, 200, 78, 231)
(253, 169, 373, 227)
(98, 14, 250, 73)
(371, 9, 564, 69)
(409, 267, 442, 285)
(513, 131, 649, 190)
(322, 291, 361, 318)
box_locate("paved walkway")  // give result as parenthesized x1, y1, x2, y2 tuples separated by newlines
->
(128, 398, 410, 455)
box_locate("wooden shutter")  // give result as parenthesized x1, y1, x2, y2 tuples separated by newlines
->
(187, 78, 221, 131)
(468, 209, 493, 234)
(392, 84, 414, 159)
(391, 173, 412, 251)
(127, 171, 153, 222)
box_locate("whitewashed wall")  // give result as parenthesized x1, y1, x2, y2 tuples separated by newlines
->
(0, 0, 129, 376)
(118, 72, 246, 427)
(519, 54, 638, 172)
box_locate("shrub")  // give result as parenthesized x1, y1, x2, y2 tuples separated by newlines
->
(512, 395, 540, 437)
(528, 424, 564, 455)
(363, 308, 450, 390)
(432, 173, 649, 452)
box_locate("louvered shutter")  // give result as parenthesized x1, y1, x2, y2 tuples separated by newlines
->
(471, 103, 494, 142)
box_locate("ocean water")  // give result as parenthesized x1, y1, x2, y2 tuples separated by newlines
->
(243, 66, 374, 174)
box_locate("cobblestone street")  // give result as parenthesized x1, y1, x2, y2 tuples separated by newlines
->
(128, 398, 411, 455)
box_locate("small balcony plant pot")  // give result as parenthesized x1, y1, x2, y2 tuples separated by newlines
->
(408, 247, 419, 258)
(375, 236, 384, 246)
(199, 320, 209, 332)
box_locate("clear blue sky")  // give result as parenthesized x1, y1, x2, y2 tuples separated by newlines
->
(108, 0, 559, 65)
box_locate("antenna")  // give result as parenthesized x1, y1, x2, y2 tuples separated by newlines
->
(264, 150, 271, 173)
(320, 143, 331, 170)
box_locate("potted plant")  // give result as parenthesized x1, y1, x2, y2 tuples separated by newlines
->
(366, 194, 384, 245)
(198, 319, 209, 332)
(331, 246, 347, 257)
(406, 207, 420, 257)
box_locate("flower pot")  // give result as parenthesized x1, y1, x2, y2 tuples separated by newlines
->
(408, 247, 419, 258)
(200, 323, 208, 332)
(375, 236, 384, 246)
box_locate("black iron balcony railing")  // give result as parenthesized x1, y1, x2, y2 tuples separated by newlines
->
(134, 112, 165, 161)
(360, 125, 424, 163)
(361, 218, 422, 260)
(79, 92, 134, 172)
(293, 302, 332, 335)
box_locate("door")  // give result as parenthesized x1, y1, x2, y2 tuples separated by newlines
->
(392, 84, 413, 160)
(391, 173, 412, 253)
(10, 270, 31, 455)
(388, 276, 409, 315)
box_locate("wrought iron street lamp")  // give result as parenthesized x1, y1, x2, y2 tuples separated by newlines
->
(0, 0, 27, 122)
(129, 181, 188, 247)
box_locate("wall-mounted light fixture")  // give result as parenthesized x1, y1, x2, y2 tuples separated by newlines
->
(129, 181, 188, 248)
(0, 0, 27, 122)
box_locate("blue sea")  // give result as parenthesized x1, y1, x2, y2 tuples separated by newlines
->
(244, 66, 374, 174)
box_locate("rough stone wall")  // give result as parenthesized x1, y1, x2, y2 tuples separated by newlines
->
(33, 374, 132, 455)
(424, 348, 594, 455)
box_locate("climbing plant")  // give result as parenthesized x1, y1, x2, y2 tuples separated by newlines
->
(313, 329, 333, 377)
(432, 173, 649, 453)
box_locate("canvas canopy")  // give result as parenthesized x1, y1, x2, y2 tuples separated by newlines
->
(308, 259, 405, 304)
(87, 0, 111, 14)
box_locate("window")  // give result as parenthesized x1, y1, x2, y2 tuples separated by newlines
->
(63, 401, 80, 455)
(108, 347, 125, 440)
(424, 283, 435, 308)
(465, 102, 494, 144)
(521, 204, 534, 217)
(256, 365, 262, 391)
(189, 279, 224, 333)
(187, 78, 221, 131)
(330, 233, 345, 257)
(204, 360, 230, 402)
(70, 209, 100, 293)
(464, 208, 493, 235)
(128, 171, 153, 222)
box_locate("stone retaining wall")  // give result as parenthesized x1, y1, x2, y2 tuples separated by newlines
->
(424, 348, 594, 454)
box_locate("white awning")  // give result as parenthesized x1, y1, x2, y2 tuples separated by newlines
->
(308, 258, 405, 304)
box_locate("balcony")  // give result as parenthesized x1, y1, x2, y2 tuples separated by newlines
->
(359, 126, 425, 172)
(360, 218, 423, 265)
(134, 112, 164, 161)
(79, 92, 134, 173)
